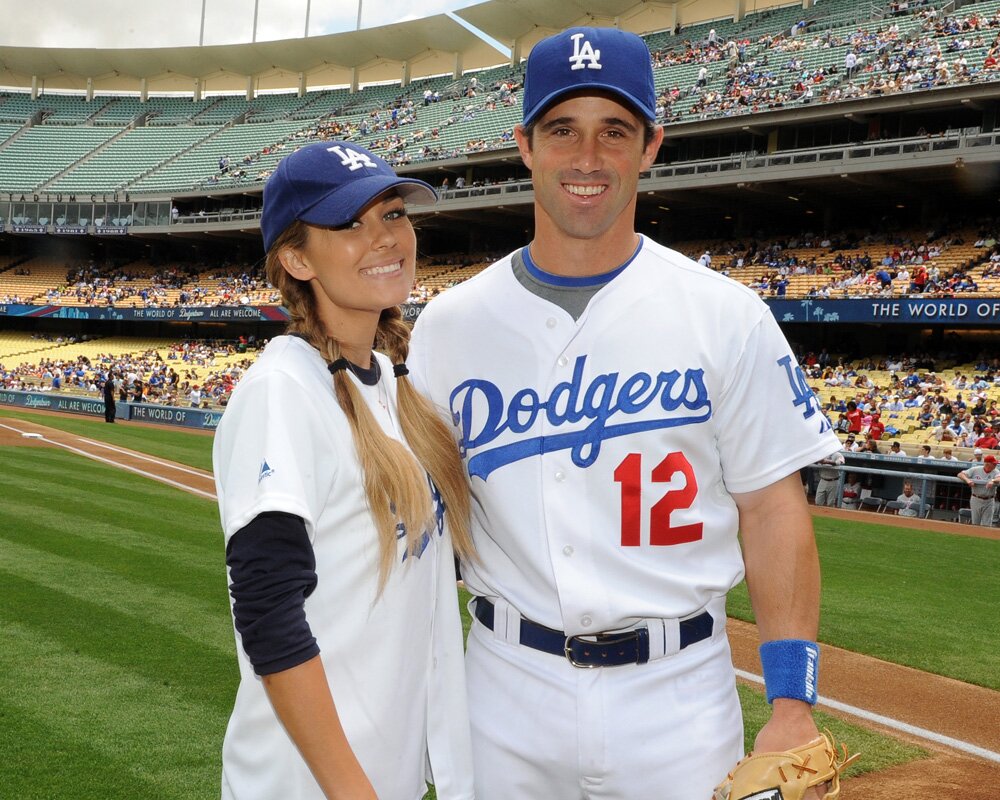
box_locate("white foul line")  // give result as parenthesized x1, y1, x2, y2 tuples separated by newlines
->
(79, 437, 213, 480)
(0, 421, 217, 500)
(735, 668, 1000, 764)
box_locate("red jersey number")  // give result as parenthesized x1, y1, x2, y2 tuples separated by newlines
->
(614, 452, 703, 547)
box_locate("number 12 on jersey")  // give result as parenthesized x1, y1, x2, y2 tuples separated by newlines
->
(614, 452, 703, 546)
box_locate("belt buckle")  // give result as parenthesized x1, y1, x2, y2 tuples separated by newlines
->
(564, 635, 600, 668)
(564, 631, 640, 668)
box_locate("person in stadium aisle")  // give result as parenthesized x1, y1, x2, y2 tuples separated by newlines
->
(102, 371, 117, 423)
(212, 141, 475, 800)
(410, 26, 841, 800)
(846, 399, 863, 434)
(958, 454, 999, 526)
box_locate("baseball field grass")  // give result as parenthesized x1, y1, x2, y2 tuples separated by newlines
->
(1, 409, 994, 798)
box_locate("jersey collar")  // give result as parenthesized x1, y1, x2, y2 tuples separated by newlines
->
(521, 237, 643, 288)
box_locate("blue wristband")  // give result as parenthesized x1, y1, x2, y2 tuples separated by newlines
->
(759, 639, 819, 705)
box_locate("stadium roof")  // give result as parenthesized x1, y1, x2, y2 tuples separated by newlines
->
(455, 0, 677, 53)
(0, 0, 695, 95)
(0, 13, 508, 94)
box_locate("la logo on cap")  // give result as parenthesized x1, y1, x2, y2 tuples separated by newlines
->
(568, 32, 602, 70)
(327, 144, 376, 171)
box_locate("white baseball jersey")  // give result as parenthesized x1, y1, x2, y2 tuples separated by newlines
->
(410, 236, 840, 636)
(213, 335, 473, 800)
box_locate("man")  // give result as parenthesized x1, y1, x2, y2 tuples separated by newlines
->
(975, 427, 998, 450)
(102, 371, 117, 424)
(940, 447, 960, 462)
(917, 444, 935, 459)
(885, 394, 904, 412)
(410, 26, 840, 800)
(868, 412, 885, 440)
(887, 440, 908, 457)
(958, 454, 998, 526)
(895, 481, 922, 517)
(814, 450, 845, 507)
(841, 472, 863, 509)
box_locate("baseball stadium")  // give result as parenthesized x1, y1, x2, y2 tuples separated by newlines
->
(0, 0, 998, 797)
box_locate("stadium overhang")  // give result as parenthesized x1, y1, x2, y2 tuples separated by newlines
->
(454, 0, 677, 58)
(0, 14, 507, 95)
(452, 0, 802, 59)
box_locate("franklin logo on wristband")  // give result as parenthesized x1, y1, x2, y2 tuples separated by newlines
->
(759, 638, 820, 705)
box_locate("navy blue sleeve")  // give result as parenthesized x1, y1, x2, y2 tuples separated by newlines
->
(225, 512, 320, 676)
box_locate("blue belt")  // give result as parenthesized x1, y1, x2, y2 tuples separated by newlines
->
(473, 597, 714, 668)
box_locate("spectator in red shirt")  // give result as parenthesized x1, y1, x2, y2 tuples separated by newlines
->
(975, 427, 999, 450)
(868, 413, 885, 440)
(846, 400, 863, 434)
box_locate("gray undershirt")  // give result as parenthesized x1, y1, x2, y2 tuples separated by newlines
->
(511, 248, 612, 322)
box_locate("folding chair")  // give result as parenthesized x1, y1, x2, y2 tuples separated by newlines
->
(859, 496, 885, 513)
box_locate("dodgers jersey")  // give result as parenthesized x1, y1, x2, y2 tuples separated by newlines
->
(409, 236, 839, 636)
(213, 336, 473, 800)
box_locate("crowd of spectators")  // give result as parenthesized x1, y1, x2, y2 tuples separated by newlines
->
(198, 73, 522, 187)
(685, 224, 1000, 299)
(652, 4, 1000, 123)
(0, 338, 257, 408)
(805, 349, 1000, 454)
(28, 261, 280, 308)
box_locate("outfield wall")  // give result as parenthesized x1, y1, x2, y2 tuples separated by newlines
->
(2, 300, 999, 325)
(0, 389, 222, 430)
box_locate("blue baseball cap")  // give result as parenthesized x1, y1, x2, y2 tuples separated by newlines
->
(260, 141, 436, 252)
(522, 27, 656, 126)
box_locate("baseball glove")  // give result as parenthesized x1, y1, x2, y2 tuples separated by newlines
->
(713, 731, 859, 800)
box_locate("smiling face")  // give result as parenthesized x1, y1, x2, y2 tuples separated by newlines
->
(277, 191, 416, 351)
(514, 92, 662, 271)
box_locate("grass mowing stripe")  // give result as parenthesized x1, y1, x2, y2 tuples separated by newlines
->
(0, 538, 232, 657)
(0, 619, 228, 800)
(0, 697, 179, 800)
(0, 406, 215, 471)
(0, 570, 235, 713)
(728, 517, 1000, 690)
(2, 493, 222, 589)
(0, 447, 221, 556)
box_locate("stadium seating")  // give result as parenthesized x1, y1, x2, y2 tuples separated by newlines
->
(2, 0, 995, 194)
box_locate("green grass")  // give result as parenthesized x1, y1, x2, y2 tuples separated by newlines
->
(727, 516, 1000, 690)
(738, 684, 927, 775)
(2, 419, 990, 797)
(0, 446, 233, 799)
(0, 407, 215, 471)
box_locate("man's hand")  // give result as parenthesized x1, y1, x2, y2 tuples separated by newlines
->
(754, 699, 825, 800)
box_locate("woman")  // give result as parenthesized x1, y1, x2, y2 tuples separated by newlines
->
(213, 142, 475, 800)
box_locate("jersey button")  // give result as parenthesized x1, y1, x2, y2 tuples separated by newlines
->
(546, 317, 557, 329)
(557, 355, 569, 367)
(580, 615, 593, 628)
(554, 470, 565, 482)
(563, 545, 574, 557)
